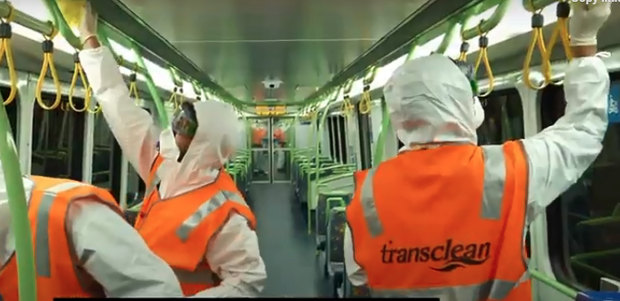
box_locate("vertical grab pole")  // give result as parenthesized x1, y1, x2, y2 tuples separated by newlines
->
(0, 102, 36, 300)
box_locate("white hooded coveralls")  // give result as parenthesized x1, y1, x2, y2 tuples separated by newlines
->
(78, 46, 267, 297)
(0, 172, 184, 297)
(344, 54, 610, 287)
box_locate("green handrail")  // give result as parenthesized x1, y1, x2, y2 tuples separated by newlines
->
(436, 21, 459, 54)
(131, 44, 169, 126)
(42, 0, 81, 49)
(523, 0, 557, 12)
(530, 269, 578, 299)
(461, 0, 511, 40)
(42, 0, 148, 74)
(0, 100, 36, 300)
(95, 23, 170, 126)
(0, 2, 55, 37)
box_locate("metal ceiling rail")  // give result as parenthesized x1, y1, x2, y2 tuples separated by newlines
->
(90, 0, 243, 106)
(303, 0, 499, 104)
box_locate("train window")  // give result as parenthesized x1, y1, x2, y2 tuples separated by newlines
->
(337, 116, 348, 164)
(92, 113, 114, 189)
(31, 96, 85, 181)
(327, 116, 347, 163)
(543, 81, 620, 290)
(2, 87, 18, 138)
(477, 89, 524, 145)
(327, 116, 337, 160)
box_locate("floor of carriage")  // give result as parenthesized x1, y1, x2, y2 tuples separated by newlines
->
(247, 183, 331, 297)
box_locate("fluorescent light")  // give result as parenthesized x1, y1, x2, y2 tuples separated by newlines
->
(182, 80, 196, 99)
(142, 58, 175, 92)
(413, 34, 445, 59)
(370, 54, 407, 91)
(119, 66, 146, 81)
(109, 39, 138, 62)
(12, 0, 49, 22)
(349, 78, 364, 96)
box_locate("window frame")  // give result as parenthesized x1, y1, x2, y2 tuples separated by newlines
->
(477, 88, 525, 145)
(545, 71, 620, 291)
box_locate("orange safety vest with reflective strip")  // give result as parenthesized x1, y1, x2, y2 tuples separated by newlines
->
(0, 176, 122, 301)
(252, 127, 267, 146)
(346, 142, 532, 300)
(135, 154, 257, 296)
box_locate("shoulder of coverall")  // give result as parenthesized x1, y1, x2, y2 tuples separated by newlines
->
(0, 176, 123, 299)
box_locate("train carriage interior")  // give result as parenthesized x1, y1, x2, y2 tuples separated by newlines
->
(0, 0, 619, 299)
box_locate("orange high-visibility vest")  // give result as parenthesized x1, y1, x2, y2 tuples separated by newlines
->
(273, 127, 285, 142)
(136, 154, 257, 296)
(346, 142, 532, 300)
(252, 127, 267, 146)
(0, 176, 122, 301)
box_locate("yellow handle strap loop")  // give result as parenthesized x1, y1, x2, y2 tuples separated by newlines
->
(68, 53, 91, 112)
(35, 37, 62, 110)
(169, 86, 182, 111)
(358, 86, 372, 115)
(128, 72, 140, 101)
(522, 11, 551, 90)
(544, 1, 572, 84)
(86, 88, 101, 114)
(0, 13, 17, 106)
(340, 95, 354, 116)
(458, 41, 470, 62)
(474, 23, 495, 97)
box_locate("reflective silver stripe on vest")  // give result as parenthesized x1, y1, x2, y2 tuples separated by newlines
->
(370, 275, 529, 299)
(172, 267, 219, 285)
(144, 175, 161, 200)
(481, 145, 506, 220)
(360, 168, 383, 237)
(36, 181, 85, 277)
(176, 190, 247, 242)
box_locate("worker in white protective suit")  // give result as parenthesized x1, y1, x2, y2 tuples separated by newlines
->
(77, 3, 266, 298)
(0, 163, 183, 299)
(343, 2, 611, 300)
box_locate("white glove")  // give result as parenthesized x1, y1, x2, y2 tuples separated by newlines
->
(569, 1, 611, 46)
(78, 1, 98, 44)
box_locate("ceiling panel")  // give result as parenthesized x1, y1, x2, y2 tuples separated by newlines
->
(120, 0, 429, 102)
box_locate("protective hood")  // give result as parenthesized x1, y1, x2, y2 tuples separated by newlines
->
(0, 162, 34, 262)
(383, 54, 484, 149)
(156, 101, 241, 195)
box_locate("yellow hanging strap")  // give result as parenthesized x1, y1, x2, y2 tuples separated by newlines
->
(358, 85, 372, 115)
(544, 1, 572, 84)
(169, 86, 182, 111)
(0, 4, 17, 106)
(457, 41, 469, 62)
(68, 53, 91, 112)
(35, 28, 62, 111)
(128, 70, 140, 102)
(474, 22, 495, 97)
(341, 95, 354, 116)
(523, 9, 551, 90)
(86, 88, 100, 114)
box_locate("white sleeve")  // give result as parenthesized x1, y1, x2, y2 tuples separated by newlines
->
(521, 56, 609, 222)
(192, 214, 267, 298)
(79, 47, 159, 181)
(344, 225, 368, 286)
(67, 199, 183, 297)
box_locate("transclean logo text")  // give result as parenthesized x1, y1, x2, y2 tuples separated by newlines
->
(380, 239, 491, 272)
